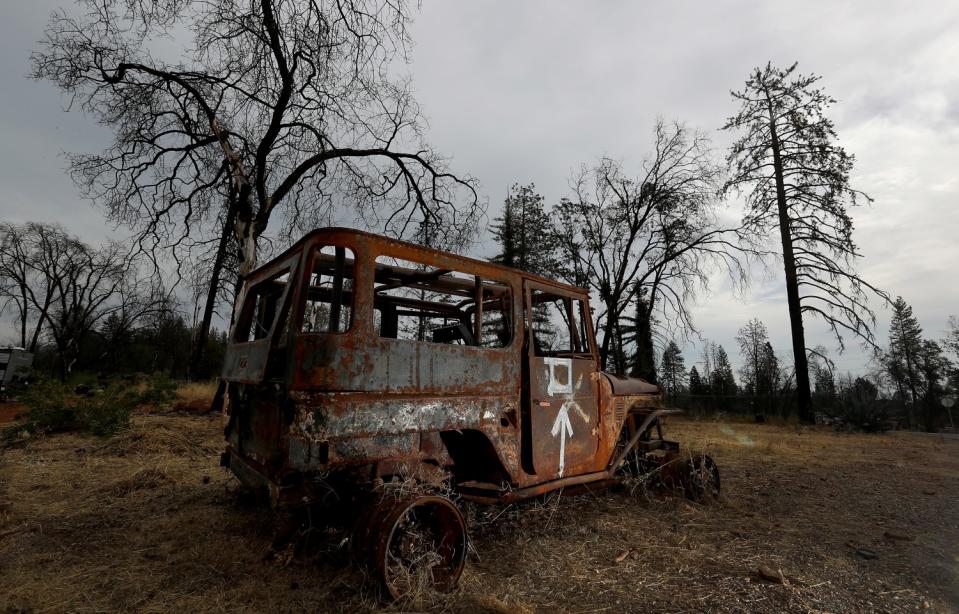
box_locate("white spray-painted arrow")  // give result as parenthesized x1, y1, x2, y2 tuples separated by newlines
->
(550, 401, 574, 477)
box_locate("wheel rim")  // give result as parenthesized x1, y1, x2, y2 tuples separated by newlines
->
(369, 495, 467, 600)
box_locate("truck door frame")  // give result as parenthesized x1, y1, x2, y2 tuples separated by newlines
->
(521, 280, 601, 481)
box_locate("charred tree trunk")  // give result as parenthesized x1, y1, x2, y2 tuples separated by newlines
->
(630, 293, 658, 384)
(766, 96, 813, 423)
(18, 287, 28, 349)
(188, 194, 237, 379)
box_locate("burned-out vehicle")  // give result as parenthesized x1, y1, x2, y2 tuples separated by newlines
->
(220, 228, 719, 598)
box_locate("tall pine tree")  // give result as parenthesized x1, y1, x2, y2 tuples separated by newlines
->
(689, 365, 707, 395)
(723, 62, 887, 423)
(490, 184, 558, 278)
(710, 345, 737, 397)
(886, 296, 924, 427)
(626, 286, 657, 383)
(660, 341, 686, 405)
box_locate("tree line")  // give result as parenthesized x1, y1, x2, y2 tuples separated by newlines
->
(634, 309, 956, 429)
(0, 222, 226, 380)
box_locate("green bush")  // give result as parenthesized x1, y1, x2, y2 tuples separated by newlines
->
(835, 395, 891, 432)
(2, 380, 74, 443)
(2, 378, 140, 444)
(136, 373, 177, 408)
(78, 383, 138, 437)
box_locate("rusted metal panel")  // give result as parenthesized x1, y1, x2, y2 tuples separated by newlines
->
(291, 334, 517, 395)
(527, 356, 599, 480)
(604, 372, 660, 395)
(221, 338, 272, 384)
(290, 392, 500, 439)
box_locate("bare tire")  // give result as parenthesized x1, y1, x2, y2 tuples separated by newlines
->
(356, 494, 467, 600)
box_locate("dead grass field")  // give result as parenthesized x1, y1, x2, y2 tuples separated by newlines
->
(1, 409, 957, 613)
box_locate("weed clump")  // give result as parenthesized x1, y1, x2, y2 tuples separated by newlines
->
(5, 379, 76, 439)
(2, 375, 178, 444)
(137, 373, 178, 407)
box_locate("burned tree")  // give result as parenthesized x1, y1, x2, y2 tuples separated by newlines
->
(723, 62, 887, 422)
(31, 0, 480, 374)
(554, 120, 751, 372)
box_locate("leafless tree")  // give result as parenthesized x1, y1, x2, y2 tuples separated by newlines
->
(0, 223, 170, 378)
(736, 317, 768, 396)
(31, 0, 482, 374)
(944, 315, 959, 383)
(723, 62, 888, 422)
(0, 223, 72, 352)
(553, 120, 754, 372)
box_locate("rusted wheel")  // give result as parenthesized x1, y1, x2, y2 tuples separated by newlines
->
(357, 494, 467, 600)
(682, 453, 720, 502)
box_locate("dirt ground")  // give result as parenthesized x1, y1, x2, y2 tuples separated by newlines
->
(1, 410, 957, 613)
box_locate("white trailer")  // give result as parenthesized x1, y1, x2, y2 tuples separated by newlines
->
(0, 347, 33, 392)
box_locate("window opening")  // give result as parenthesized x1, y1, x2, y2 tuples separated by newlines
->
(530, 290, 591, 357)
(234, 269, 290, 342)
(373, 256, 511, 348)
(301, 245, 356, 334)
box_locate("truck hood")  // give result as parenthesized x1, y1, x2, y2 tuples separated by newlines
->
(600, 372, 660, 395)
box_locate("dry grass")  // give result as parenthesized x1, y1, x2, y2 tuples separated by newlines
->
(1, 411, 958, 612)
(175, 380, 219, 404)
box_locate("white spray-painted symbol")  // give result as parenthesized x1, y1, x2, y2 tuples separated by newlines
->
(551, 402, 574, 477)
(544, 357, 573, 395)
(549, 372, 586, 477)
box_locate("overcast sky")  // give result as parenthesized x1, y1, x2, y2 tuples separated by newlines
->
(2, 1, 957, 378)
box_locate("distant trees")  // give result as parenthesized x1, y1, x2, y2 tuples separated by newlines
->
(659, 341, 686, 405)
(736, 318, 768, 395)
(944, 316, 959, 392)
(552, 120, 750, 372)
(709, 345, 738, 397)
(0, 223, 171, 378)
(836, 373, 879, 406)
(0, 222, 58, 352)
(688, 365, 707, 395)
(32, 0, 481, 377)
(723, 62, 887, 423)
(884, 297, 952, 430)
(489, 184, 560, 278)
(809, 346, 837, 401)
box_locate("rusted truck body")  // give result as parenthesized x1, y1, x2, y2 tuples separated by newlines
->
(220, 227, 717, 598)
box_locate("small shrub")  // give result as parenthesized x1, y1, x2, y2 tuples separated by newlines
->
(78, 383, 138, 436)
(835, 395, 890, 432)
(2, 378, 140, 444)
(2, 380, 77, 444)
(137, 373, 178, 408)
